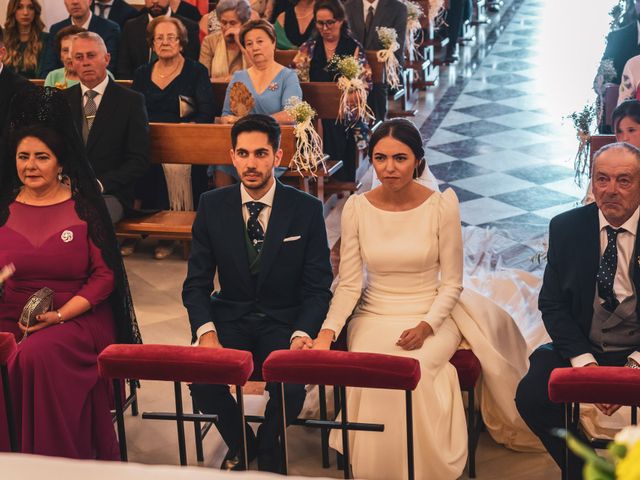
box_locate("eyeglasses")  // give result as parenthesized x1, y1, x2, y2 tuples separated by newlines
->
(315, 19, 337, 29)
(153, 35, 179, 44)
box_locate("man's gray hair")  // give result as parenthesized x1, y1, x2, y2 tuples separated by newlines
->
(216, 0, 252, 24)
(70, 31, 108, 54)
(593, 141, 640, 167)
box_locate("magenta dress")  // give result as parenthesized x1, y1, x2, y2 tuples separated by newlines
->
(0, 199, 119, 459)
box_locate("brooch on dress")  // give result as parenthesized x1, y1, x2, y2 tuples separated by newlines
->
(267, 82, 279, 91)
(61, 230, 74, 243)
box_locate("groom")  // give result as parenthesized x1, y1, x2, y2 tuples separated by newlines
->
(516, 143, 640, 479)
(182, 115, 333, 472)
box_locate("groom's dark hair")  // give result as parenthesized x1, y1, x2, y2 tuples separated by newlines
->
(231, 114, 281, 152)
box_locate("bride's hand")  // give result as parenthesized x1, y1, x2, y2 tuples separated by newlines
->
(312, 329, 334, 350)
(397, 322, 433, 351)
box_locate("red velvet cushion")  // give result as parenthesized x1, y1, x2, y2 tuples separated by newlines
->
(262, 350, 421, 390)
(0, 333, 17, 365)
(98, 344, 254, 385)
(450, 349, 482, 390)
(549, 367, 640, 405)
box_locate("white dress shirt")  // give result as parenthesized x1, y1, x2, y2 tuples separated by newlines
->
(362, 0, 380, 23)
(571, 207, 640, 367)
(72, 11, 93, 29)
(195, 180, 309, 344)
(80, 74, 110, 111)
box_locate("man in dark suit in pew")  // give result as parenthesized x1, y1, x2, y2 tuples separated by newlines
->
(41, 0, 121, 77)
(344, 0, 407, 121)
(183, 115, 333, 472)
(117, 0, 200, 79)
(92, 0, 141, 29)
(63, 32, 149, 223)
(516, 143, 640, 479)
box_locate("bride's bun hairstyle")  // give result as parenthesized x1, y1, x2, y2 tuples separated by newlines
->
(368, 118, 426, 179)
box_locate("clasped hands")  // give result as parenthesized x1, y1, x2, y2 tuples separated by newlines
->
(198, 321, 434, 352)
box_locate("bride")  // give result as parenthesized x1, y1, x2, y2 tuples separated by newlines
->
(312, 119, 541, 479)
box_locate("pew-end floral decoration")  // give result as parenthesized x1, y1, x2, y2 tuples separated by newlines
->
(376, 27, 402, 90)
(567, 103, 596, 188)
(285, 96, 325, 176)
(327, 55, 374, 125)
(557, 425, 640, 480)
(402, 0, 425, 60)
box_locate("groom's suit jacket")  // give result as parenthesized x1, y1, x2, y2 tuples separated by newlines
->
(182, 181, 333, 341)
(539, 203, 640, 360)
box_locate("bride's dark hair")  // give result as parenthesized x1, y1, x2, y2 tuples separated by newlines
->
(368, 118, 426, 179)
(0, 86, 141, 344)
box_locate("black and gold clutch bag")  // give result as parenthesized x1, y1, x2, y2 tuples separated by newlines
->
(19, 287, 54, 329)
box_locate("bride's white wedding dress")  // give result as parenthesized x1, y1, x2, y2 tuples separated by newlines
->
(321, 189, 541, 480)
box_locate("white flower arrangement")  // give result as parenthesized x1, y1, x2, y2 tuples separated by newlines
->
(326, 55, 374, 124)
(376, 27, 402, 90)
(285, 97, 325, 176)
(402, 0, 424, 59)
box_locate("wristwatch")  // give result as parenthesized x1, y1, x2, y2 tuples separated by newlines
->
(625, 359, 640, 369)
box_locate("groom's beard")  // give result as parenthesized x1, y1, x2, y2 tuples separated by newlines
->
(240, 168, 273, 191)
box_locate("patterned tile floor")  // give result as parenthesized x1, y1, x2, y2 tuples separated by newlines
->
(416, 0, 615, 270)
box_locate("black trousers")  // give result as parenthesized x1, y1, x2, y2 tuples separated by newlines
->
(368, 83, 388, 123)
(515, 344, 632, 479)
(189, 314, 306, 455)
(445, 0, 473, 52)
(322, 119, 357, 182)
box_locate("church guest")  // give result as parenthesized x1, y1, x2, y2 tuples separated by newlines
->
(3, 0, 48, 79)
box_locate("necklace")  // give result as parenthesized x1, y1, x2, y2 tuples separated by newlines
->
(156, 59, 181, 79)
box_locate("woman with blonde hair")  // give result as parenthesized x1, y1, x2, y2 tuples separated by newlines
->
(3, 0, 47, 78)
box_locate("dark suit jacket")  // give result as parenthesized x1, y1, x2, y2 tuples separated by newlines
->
(175, 1, 202, 22)
(63, 79, 149, 209)
(92, 0, 140, 28)
(602, 21, 640, 84)
(344, 0, 407, 64)
(539, 203, 640, 360)
(41, 15, 121, 76)
(183, 181, 333, 341)
(0, 65, 31, 134)
(117, 13, 200, 79)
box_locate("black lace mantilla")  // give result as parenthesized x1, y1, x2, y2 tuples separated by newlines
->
(0, 86, 141, 344)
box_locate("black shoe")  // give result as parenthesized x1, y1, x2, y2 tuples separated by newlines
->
(220, 425, 257, 471)
(257, 448, 282, 474)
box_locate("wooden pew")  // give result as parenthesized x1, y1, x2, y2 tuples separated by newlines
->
(365, 50, 417, 118)
(116, 123, 298, 251)
(589, 135, 615, 161)
(275, 50, 297, 67)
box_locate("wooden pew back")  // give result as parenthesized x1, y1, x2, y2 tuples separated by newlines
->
(589, 135, 616, 161)
(148, 123, 296, 166)
(275, 50, 298, 67)
(365, 51, 385, 84)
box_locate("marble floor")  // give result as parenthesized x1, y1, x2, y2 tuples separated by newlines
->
(119, 0, 618, 478)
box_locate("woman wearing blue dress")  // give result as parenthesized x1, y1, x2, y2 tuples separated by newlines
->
(220, 19, 302, 124)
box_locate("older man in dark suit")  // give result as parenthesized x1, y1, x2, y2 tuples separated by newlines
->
(63, 31, 149, 223)
(0, 27, 31, 135)
(516, 142, 640, 480)
(183, 115, 333, 472)
(117, 0, 200, 79)
(344, 0, 407, 121)
(92, 0, 141, 28)
(41, 0, 121, 76)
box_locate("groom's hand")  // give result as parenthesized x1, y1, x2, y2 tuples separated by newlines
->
(291, 336, 313, 350)
(199, 331, 223, 349)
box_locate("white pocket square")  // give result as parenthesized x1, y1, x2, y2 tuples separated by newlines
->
(283, 235, 302, 242)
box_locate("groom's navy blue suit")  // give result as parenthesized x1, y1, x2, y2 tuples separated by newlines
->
(182, 180, 333, 461)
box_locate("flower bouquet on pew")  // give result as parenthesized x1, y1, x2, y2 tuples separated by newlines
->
(567, 103, 596, 188)
(285, 96, 325, 176)
(326, 54, 375, 125)
(402, 0, 425, 60)
(557, 426, 640, 479)
(376, 27, 402, 90)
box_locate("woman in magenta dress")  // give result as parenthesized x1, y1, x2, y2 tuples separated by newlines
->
(0, 87, 141, 458)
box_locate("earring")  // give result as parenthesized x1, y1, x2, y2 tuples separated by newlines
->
(57, 173, 63, 182)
